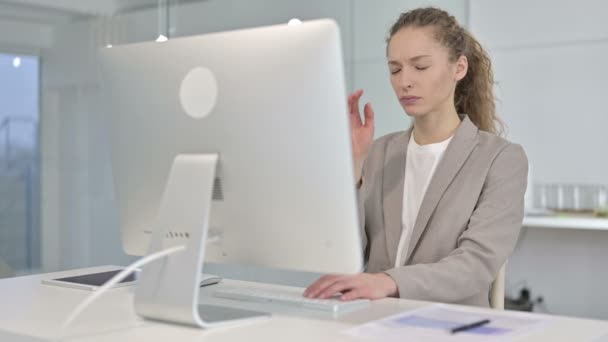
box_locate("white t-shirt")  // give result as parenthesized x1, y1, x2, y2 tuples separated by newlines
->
(394, 133, 453, 268)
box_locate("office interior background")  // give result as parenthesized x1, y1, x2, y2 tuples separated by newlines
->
(0, 0, 607, 321)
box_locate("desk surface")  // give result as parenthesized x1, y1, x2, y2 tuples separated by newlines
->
(1, 265, 608, 341)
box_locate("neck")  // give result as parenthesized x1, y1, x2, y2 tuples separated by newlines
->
(412, 107, 461, 145)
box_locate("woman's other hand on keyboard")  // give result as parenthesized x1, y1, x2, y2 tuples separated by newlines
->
(303, 272, 398, 301)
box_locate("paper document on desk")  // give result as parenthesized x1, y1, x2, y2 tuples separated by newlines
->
(345, 304, 549, 342)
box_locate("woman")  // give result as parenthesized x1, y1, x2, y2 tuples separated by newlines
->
(304, 7, 528, 307)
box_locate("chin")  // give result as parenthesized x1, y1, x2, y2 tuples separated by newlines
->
(403, 106, 428, 118)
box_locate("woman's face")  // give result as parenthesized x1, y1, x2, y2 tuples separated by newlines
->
(387, 26, 467, 118)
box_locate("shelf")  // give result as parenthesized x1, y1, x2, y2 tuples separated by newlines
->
(522, 216, 608, 231)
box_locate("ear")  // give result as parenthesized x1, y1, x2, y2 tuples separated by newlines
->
(455, 55, 468, 82)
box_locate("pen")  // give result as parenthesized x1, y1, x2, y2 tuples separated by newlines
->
(450, 319, 491, 334)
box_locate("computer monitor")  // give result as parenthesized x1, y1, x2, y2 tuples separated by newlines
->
(98, 19, 363, 276)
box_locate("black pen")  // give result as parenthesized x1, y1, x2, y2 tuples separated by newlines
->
(450, 319, 491, 334)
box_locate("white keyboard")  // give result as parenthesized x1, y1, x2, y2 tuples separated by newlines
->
(214, 288, 370, 313)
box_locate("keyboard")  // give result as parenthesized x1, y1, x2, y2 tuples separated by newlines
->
(214, 288, 370, 313)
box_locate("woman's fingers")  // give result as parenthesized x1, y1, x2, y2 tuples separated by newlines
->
(317, 278, 360, 299)
(303, 274, 343, 298)
(348, 90, 365, 127)
(363, 102, 375, 128)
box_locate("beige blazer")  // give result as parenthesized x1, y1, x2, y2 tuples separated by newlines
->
(358, 116, 528, 307)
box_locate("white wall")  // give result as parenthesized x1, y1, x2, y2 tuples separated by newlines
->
(470, 0, 608, 186)
(0, 20, 53, 49)
(40, 19, 130, 271)
(470, 0, 608, 319)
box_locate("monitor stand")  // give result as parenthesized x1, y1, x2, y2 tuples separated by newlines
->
(133, 154, 269, 328)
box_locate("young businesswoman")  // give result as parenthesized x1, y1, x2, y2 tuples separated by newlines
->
(304, 7, 528, 307)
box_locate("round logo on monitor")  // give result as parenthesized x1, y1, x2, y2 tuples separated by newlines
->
(179, 67, 218, 119)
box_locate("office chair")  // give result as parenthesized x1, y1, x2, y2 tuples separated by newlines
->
(490, 263, 506, 310)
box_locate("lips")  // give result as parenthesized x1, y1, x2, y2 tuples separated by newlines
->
(400, 96, 421, 106)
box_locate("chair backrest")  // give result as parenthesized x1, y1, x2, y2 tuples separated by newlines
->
(490, 263, 506, 310)
(0, 258, 13, 279)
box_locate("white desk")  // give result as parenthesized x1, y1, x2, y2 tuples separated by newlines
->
(1, 265, 608, 341)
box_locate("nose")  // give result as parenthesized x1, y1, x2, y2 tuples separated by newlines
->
(398, 71, 413, 90)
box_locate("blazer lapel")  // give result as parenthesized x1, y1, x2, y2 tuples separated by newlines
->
(382, 129, 411, 264)
(402, 116, 479, 265)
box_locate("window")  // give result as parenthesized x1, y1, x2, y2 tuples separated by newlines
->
(0, 53, 40, 276)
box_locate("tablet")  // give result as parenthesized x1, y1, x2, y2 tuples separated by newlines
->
(41, 269, 137, 291)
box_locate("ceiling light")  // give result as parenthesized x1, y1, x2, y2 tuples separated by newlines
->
(288, 18, 302, 26)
